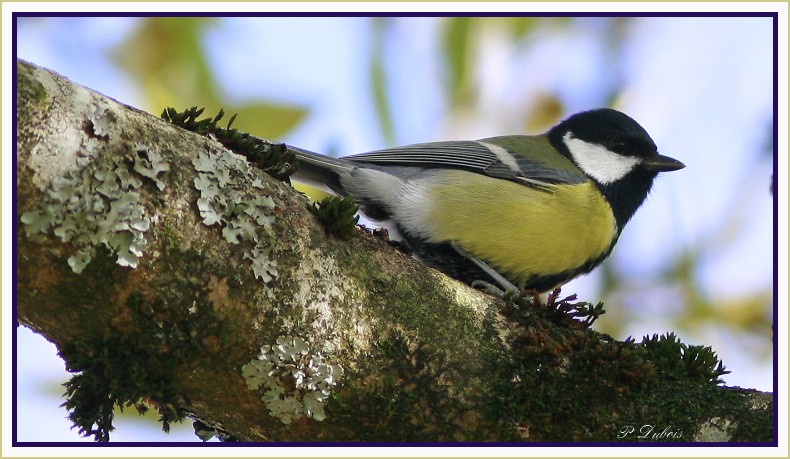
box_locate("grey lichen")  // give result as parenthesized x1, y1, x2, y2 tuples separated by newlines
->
(241, 335, 344, 425)
(132, 143, 170, 191)
(693, 416, 735, 442)
(89, 106, 115, 138)
(21, 142, 169, 273)
(191, 148, 278, 282)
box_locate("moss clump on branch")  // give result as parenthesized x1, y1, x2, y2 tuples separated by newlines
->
(161, 106, 297, 181)
(308, 196, 360, 240)
(486, 288, 733, 442)
(59, 290, 193, 442)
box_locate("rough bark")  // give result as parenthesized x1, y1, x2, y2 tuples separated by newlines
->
(15, 59, 775, 444)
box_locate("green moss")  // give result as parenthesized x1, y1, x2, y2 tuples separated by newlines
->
(16, 62, 52, 168)
(730, 393, 774, 442)
(314, 257, 506, 440)
(309, 196, 360, 240)
(161, 106, 296, 181)
(53, 247, 247, 442)
(325, 333, 472, 441)
(501, 288, 607, 329)
(16, 61, 49, 118)
(60, 333, 187, 442)
(642, 332, 729, 384)
(480, 295, 754, 442)
(17, 71, 48, 110)
(157, 220, 183, 255)
(58, 287, 193, 442)
(369, 278, 483, 359)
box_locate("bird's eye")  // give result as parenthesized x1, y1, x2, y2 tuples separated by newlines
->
(607, 140, 627, 153)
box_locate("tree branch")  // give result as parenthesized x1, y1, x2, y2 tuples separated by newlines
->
(15, 59, 774, 443)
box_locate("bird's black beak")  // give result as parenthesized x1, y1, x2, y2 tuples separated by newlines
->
(643, 154, 685, 172)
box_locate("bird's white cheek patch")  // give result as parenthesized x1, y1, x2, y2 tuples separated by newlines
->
(563, 133, 641, 185)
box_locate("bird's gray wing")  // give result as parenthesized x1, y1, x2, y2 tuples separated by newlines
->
(345, 140, 586, 188)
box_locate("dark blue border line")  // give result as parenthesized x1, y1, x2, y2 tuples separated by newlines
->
(12, 9, 20, 450)
(10, 11, 780, 447)
(7, 440, 781, 448)
(10, 12, 778, 18)
(771, 5, 780, 447)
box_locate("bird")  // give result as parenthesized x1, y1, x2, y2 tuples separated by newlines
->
(290, 108, 685, 293)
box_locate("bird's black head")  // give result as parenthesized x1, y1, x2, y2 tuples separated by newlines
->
(548, 108, 685, 229)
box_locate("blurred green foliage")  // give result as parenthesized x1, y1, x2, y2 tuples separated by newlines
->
(370, 18, 396, 146)
(440, 17, 571, 131)
(113, 17, 306, 139)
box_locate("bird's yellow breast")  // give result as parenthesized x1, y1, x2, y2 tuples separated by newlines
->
(424, 170, 617, 284)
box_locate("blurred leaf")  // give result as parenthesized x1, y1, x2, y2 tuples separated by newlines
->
(684, 291, 773, 334)
(370, 18, 396, 145)
(508, 17, 537, 41)
(292, 182, 333, 202)
(112, 17, 218, 110)
(523, 94, 564, 133)
(507, 16, 573, 41)
(222, 103, 306, 140)
(442, 17, 474, 107)
(112, 17, 306, 139)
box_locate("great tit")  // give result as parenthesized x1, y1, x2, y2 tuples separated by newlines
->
(291, 108, 685, 292)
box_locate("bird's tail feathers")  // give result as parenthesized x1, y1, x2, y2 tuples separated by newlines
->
(288, 145, 351, 195)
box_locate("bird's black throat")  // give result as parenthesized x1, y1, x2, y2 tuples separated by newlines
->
(593, 168, 658, 232)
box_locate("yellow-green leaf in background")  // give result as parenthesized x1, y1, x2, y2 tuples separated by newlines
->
(442, 17, 474, 108)
(522, 93, 564, 134)
(222, 103, 306, 141)
(112, 17, 218, 109)
(370, 17, 396, 146)
(112, 17, 306, 140)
